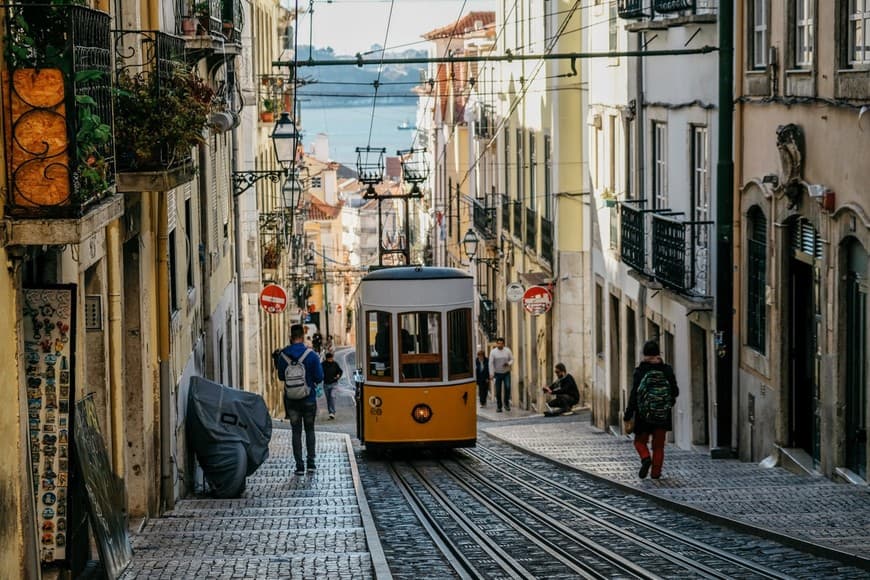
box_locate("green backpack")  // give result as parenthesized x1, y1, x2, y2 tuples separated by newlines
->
(637, 369, 673, 425)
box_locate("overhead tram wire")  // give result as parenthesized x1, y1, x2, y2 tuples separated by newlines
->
(365, 0, 396, 150)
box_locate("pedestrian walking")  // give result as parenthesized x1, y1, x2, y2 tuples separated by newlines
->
(543, 363, 579, 416)
(274, 324, 324, 476)
(488, 337, 514, 412)
(321, 351, 343, 420)
(474, 349, 490, 407)
(624, 340, 679, 479)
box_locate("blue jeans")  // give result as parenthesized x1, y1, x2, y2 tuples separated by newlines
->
(285, 399, 316, 469)
(494, 372, 511, 410)
(324, 382, 338, 414)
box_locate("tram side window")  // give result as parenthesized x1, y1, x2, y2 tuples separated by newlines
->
(447, 308, 473, 379)
(399, 312, 441, 381)
(367, 311, 392, 379)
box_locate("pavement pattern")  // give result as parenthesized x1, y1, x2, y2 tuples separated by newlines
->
(479, 405, 870, 565)
(121, 430, 390, 579)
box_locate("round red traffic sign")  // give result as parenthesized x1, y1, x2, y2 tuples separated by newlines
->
(522, 285, 553, 315)
(259, 284, 288, 313)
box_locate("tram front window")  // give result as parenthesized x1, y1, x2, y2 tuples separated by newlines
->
(447, 308, 473, 379)
(399, 312, 441, 381)
(367, 311, 392, 379)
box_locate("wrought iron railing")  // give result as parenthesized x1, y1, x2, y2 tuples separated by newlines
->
(651, 214, 713, 295)
(473, 199, 496, 240)
(222, 0, 244, 42)
(501, 197, 511, 235)
(540, 216, 553, 264)
(620, 201, 646, 271)
(113, 30, 189, 171)
(525, 207, 536, 253)
(618, 0, 648, 19)
(479, 297, 497, 341)
(3, 4, 115, 218)
(654, 0, 695, 12)
(512, 201, 522, 239)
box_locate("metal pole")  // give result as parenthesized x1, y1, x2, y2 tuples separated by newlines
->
(714, 0, 735, 457)
(322, 245, 329, 344)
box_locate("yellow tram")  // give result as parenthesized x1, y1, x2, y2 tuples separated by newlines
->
(353, 266, 477, 451)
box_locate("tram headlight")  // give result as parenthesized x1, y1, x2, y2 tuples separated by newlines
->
(411, 404, 433, 424)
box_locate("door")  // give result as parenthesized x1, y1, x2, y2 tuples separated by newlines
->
(789, 258, 817, 457)
(690, 323, 709, 446)
(845, 241, 868, 479)
(609, 295, 621, 428)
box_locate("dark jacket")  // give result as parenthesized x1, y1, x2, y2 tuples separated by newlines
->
(475, 356, 490, 385)
(624, 356, 679, 432)
(550, 373, 580, 404)
(322, 360, 343, 385)
(275, 342, 324, 404)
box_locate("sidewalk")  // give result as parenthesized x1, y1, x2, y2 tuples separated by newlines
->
(480, 408, 870, 566)
(122, 429, 390, 579)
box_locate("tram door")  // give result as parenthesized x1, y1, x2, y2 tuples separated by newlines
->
(789, 257, 820, 462)
(845, 241, 868, 479)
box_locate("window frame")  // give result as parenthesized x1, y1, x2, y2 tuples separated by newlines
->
(651, 121, 668, 210)
(366, 310, 393, 381)
(746, 207, 768, 354)
(398, 311, 443, 382)
(446, 308, 473, 380)
(848, 0, 870, 66)
(794, 0, 814, 68)
(749, 0, 770, 70)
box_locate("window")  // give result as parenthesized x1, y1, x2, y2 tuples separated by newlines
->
(692, 126, 710, 223)
(169, 229, 179, 313)
(447, 309, 472, 379)
(367, 310, 393, 380)
(529, 131, 536, 210)
(544, 134, 552, 220)
(795, 0, 814, 67)
(595, 282, 604, 358)
(515, 128, 524, 203)
(185, 198, 195, 290)
(399, 312, 442, 381)
(849, 0, 870, 65)
(652, 122, 668, 209)
(750, 0, 769, 69)
(503, 125, 510, 199)
(746, 207, 767, 353)
(609, 1, 618, 52)
(311, 175, 322, 188)
(609, 115, 617, 191)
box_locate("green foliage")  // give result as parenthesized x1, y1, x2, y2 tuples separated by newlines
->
(114, 68, 216, 170)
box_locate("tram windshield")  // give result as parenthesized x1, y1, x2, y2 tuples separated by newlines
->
(447, 308, 473, 379)
(367, 311, 392, 379)
(399, 312, 441, 381)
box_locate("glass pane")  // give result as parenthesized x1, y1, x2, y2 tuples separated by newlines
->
(447, 309, 472, 378)
(399, 312, 442, 380)
(367, 311, 392, 379)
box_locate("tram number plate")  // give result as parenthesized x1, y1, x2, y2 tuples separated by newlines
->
(370, 408, 383, 416)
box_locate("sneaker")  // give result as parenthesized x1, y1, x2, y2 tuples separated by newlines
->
(328, 413, 335, 420)
(651, 472, 661, 479)
(505, 404, 511, 411)
(562, 411, 574, 416)
(497, 408, 503, 413)
(306, 461, 316, 472)
(639, 457, 652, 479)
(294, 466, 305, 476)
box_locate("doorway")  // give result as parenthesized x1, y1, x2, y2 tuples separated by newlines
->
(609, 295, 621, 428)
(690, 323, 709, 446)
(845, 240, 867, 479)
(788, 256, 819, 459)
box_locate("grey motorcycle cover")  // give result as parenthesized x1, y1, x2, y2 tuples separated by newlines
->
(187, 376, 272, 498)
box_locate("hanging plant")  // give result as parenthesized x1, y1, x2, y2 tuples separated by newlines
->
(114, 67, 216, 171)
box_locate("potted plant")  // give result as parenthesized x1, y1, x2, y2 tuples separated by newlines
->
(600, 188, 617, 208)
(260, 99, 277, 123)
(193, 1, 211, 35)
(114, 67, 216, 171)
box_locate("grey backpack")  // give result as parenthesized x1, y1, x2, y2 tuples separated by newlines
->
(280, 348, 313, 400)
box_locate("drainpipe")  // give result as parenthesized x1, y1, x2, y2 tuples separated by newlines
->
(713, 0, 735, 457)
(230, 60, 245, 391)
(106, 219, 126, 477)
(156, 192, 173, 507)
(733, 0, 747, 459)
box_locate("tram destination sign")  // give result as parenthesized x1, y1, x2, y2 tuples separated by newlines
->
(522, 285, 553, 315)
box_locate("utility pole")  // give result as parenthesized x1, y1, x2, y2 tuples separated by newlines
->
(322, 244, 330, 344)
(714, 0, 735, 457)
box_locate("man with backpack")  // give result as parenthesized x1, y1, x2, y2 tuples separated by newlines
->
(623, 340, 679, 479)
(274, 324, 324, 476)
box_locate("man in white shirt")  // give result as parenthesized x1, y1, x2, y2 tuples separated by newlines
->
(488, 337, 514, 412)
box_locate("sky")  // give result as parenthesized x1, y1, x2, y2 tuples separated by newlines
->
(292, 0, 496, 56)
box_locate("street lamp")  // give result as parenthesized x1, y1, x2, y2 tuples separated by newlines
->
(462, 228, 479, 261)
(282, 171, 303, 212)
(232, 112, 302, 197)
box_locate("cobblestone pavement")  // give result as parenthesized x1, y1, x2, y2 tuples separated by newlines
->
(479, 407, 870, 565)
(122, 430, 390, 579)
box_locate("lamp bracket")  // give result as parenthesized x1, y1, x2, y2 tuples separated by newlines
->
(232, 169, 287, 197)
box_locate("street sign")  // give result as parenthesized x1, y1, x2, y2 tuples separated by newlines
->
(522, 285, 553, 315)
(259, 284, 287, 313)
(506, 282, 525, 303)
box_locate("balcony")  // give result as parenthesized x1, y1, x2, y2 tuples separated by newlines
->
(525, 207, 536, 253)
(618, 0, 649, 19)
(620, 201, 646, 272)
(3, 4, 115, 220)
(501, 197, 511, 235)
(176, 0, 243, 55)
(512, 201, 522, 239)
(653, 0, 694, 12)
(472, 198, 496, 240)
(651, 214, 712, 296)
(113, 30, 197, 192)
(475, 105, 495, 140)
(540, 216, 553, 264)
(479, 297, 497, 341)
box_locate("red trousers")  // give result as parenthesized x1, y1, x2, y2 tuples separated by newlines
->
(634, 429, 667, 477)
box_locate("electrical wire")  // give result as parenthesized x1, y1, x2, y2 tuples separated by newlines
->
(366, 0, 396, 150)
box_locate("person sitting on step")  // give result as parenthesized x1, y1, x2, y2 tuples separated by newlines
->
(543, 363, 579, 416)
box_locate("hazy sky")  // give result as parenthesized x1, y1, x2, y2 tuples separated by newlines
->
(293, 0, 496, 56)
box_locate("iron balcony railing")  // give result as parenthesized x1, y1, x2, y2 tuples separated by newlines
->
(501, 196, 511, 235)
(618, 0, 648, 19)
(479, 297, 497, 341)
(620, 201, 647, 272)
(540, 216, 553, 264)
(651, 214, 713, 295)
(472, 198, 496, 240)
(525, 207, 537, 253)
(3, 4, 115, 218)
(222, 0, 243, 42)
(653, 0, 695, 12)
(176, 0, 242, 39)
(512, 201, 522, 239)
(113, 30, 189, 171)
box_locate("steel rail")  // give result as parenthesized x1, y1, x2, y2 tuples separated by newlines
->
(467, 445, 795, 580)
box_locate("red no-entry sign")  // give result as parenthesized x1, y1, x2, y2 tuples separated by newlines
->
(259, 284, 288, 313)
(522, 285, 553, 315)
